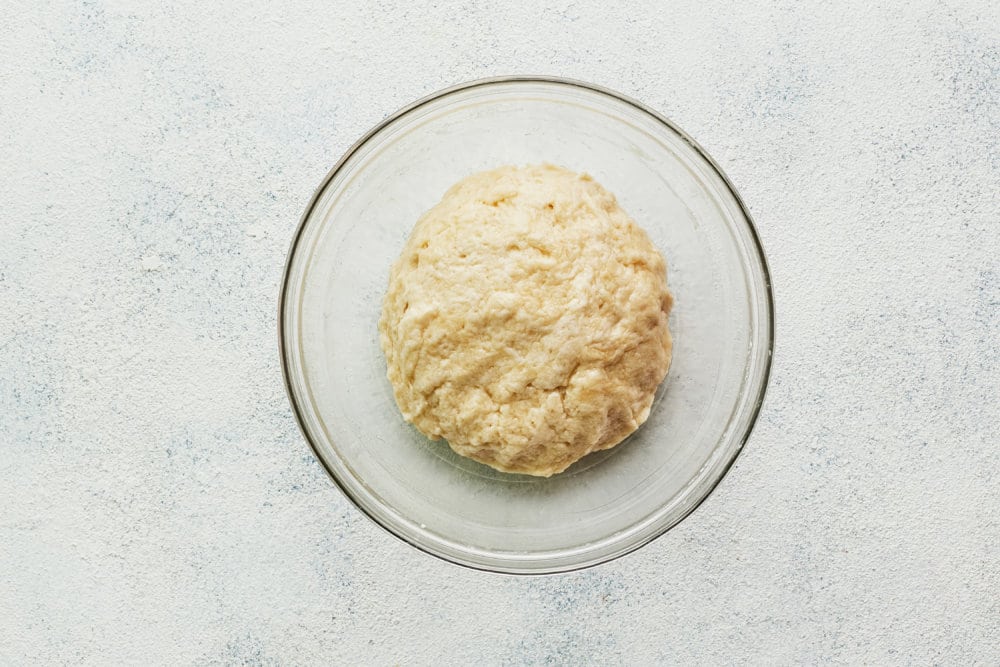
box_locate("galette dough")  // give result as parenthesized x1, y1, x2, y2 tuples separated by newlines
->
(379, 164, 673, 477)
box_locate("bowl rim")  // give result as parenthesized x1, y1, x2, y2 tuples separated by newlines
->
(278, 75, 775, 575)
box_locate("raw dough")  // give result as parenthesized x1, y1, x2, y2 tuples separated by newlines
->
(379, 164, 673, 476)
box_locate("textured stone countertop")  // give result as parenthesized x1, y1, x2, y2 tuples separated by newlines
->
(2, 1, 998, 664)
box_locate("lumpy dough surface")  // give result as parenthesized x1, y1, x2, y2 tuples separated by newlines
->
(378, 164, 674, 477)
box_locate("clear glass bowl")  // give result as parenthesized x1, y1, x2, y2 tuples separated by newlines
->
(279, 77, 773, 574)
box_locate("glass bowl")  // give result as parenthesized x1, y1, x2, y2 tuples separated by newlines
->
(279, 77, 773, 574)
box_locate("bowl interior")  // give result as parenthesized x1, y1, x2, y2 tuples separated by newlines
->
(281, 79, 771, 573)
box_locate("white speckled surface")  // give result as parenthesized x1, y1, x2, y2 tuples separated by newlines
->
(2, 1, 998, 664)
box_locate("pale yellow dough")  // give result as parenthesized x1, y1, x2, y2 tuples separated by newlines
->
(379, 164, 673, 477)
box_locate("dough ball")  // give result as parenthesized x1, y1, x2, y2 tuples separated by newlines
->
(379, 164, 673, 477)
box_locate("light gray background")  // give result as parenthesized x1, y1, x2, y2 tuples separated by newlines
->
(2, 1, 998, 664)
